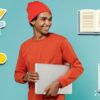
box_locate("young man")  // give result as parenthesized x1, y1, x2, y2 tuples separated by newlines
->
(14, 1, 84, 100)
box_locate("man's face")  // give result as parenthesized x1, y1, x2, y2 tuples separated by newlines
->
(31, 12, 52, 35)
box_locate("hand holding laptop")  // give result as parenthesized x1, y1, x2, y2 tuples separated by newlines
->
(23, 72, 39, 83)
(44, 81, 62, 97)
(35, 63, 72, 94)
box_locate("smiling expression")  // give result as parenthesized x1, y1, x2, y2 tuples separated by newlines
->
(31, 12, 52, 36)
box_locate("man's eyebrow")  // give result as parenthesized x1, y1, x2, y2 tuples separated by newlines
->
(40, 16, 52, 19)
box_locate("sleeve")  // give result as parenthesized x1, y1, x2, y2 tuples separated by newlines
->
(14, 45, 27, 84)
(58, 37, 84, 88)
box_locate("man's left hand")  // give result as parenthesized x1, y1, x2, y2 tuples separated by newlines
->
(44, 81, 61, 97)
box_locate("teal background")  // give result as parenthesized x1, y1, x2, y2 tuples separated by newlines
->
(0, 0, 100, 100)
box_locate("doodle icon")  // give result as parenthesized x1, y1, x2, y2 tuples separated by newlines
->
(0, 8, 7, 35)
(0, 21, 6, 29)
(0, 52, 7, 64)
(0, 8, 7, 20)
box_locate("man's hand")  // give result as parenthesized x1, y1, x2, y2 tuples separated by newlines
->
(23, 72, 39, 83)
(44, 81, 62, 97)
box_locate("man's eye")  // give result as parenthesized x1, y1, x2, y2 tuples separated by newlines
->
(41, 18, 46, 21)
(49, 18, 52, 21)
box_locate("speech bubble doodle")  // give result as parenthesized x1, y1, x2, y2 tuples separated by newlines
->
(0, 21, 6, 29)
(0, 52, 7, 64)
(0, 8, 7, 36)
(0, 8, 7, 20)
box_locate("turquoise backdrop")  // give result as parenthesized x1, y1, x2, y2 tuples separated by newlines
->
(0, 0, 100, 100)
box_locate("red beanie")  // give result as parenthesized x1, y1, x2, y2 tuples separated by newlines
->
(27, 1, 51, 22)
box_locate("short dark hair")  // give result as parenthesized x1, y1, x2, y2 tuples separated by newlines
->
(29, 16, 38, 27)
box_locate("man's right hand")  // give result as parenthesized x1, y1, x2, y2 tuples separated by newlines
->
(23, 72, 39, 83)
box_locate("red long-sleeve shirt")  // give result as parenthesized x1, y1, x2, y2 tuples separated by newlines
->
(14, 33, 84, 100)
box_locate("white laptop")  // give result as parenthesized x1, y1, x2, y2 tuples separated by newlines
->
(35, 63, 72, 94)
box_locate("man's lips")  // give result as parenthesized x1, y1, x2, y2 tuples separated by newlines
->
(42, 26, 50, 31)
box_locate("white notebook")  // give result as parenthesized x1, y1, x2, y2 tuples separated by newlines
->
(98, 63, 100, 92)
(35, 63, 72, 94)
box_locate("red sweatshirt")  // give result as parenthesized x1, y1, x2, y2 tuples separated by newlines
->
(14, 33, 84, 100)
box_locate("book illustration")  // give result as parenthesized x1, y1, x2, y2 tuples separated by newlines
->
(79, 9, 100, 34)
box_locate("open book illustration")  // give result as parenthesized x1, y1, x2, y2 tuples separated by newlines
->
(79, 9, 100, 33)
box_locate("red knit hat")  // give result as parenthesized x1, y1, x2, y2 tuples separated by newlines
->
(27, 1, 51, 22)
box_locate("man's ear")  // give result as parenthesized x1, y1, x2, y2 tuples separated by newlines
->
(30, 20, 36, 26)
